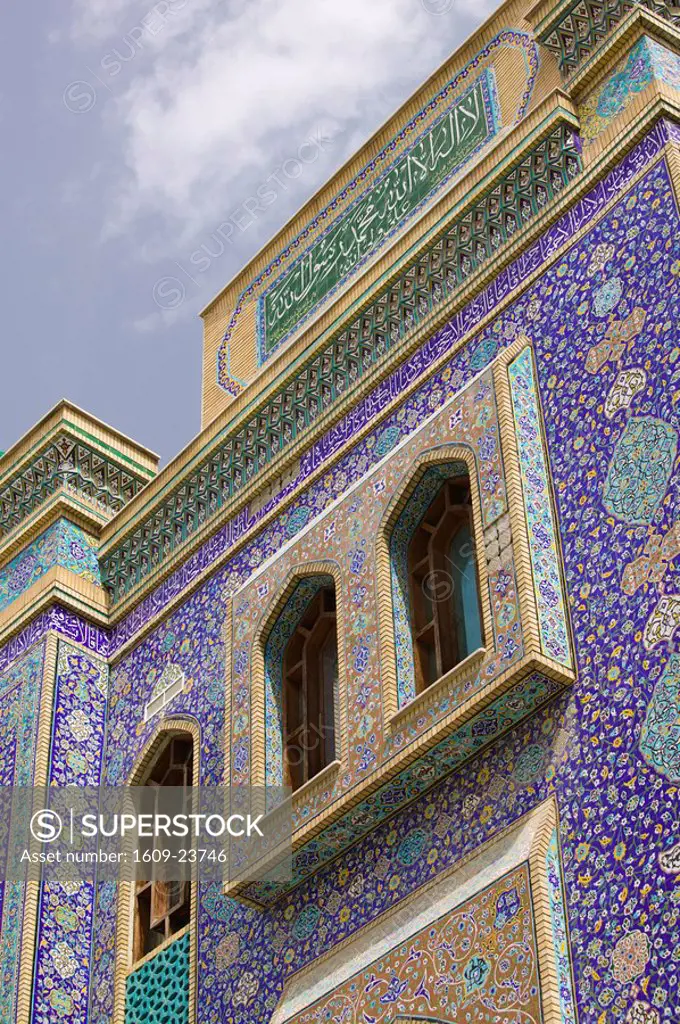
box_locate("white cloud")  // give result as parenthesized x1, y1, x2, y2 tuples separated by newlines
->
(69, 0, 493, 250)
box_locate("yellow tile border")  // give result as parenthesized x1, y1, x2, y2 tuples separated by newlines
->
(0, 567, 109, 653)
(112, 716, 201, 1024)
(667, 138, 680, 201)
(224, 651, 573, 900)
(493, 337, 544, 657)
(15, 631, 59, 1024)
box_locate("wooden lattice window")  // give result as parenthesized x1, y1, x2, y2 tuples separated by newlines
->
(133, 735, 193, 962)
(407, 474, 482, 693)
(282, 586, 337, 791)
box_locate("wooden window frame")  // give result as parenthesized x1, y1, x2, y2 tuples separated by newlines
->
(407, 474, 483, 694)
(132, 734, 194, 964)
(282, 586, 338, 792)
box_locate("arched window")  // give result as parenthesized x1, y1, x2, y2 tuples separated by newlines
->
(133, 733, 193, 962)
(390, 464, 483, 703)
(279, 582, 337, 792)
(408, 473, 482, 692)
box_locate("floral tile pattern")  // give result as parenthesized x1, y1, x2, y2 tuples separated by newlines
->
(579, 37, 680, 145)
(1, 115, 680, 1024)
(509, 346, 572, 667)
(0, 518, 101, 616)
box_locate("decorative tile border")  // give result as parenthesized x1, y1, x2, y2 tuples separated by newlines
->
(0, 643, 46, 1024)
(545, 826, 578, 1024)
(537, 0, 680, 76)
(0, 428, 152, 540)
(508, 346, 572, 667)
(278, 861, 541, 1023)
(31, 642, 108, 1024)
(257, 70, 501, 362)
(0, 605, 110, 676)
(239, 671, 563, 906)
(580, 36, 680, 145)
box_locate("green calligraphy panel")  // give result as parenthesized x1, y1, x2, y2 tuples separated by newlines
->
(259, 70, 499, 360)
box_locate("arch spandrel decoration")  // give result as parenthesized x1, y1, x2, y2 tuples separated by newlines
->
(226, 339, 575, 904)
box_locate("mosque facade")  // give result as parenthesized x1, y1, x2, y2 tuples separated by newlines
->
(1, 0, 680, 1021)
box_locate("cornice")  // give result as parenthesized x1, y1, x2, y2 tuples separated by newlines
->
(0, 400, 158, 544)
(0, 492, 107, 571)
(568, 7, 680, 94)
(197, 0, 533, 322)
(99, 110, 678, 653)
(529, 0, 680, 78)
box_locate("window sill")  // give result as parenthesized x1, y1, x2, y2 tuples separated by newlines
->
(388, 647, 486, 730)
(292, 759, 342, 810)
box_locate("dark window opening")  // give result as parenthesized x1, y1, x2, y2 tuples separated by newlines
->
(133, 734, 193, 962)
(282, 586, 338, 791)
(407, 474, 483, 693)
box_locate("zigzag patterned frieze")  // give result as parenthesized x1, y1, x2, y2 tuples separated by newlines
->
(540, 0, 680, 75)
(0, 436, 148, 539)
(101, 121, 582, 604)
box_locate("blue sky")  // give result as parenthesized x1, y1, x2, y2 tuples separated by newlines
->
(1, 0, 493, 464)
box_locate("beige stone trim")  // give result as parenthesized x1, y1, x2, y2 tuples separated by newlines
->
(225, 652, 573, 901)
(113, 718, 201, 1024)
(0, 567, 109, 653)
(493, 338, 542, 658)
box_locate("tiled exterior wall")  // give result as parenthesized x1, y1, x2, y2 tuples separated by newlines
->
(83, 147, 680, 1024)
(0, 642, 47, 1024)
(0, 24, 679, 1024)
